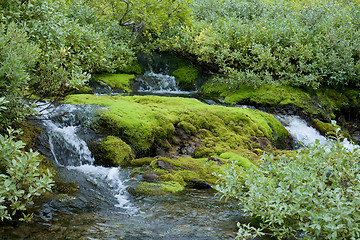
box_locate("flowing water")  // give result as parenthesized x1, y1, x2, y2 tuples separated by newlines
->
(0, 103, 242, 240)
(0, 70, 350, 239)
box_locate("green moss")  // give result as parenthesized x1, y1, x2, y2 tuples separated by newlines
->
(94, 136, 134, 167)
(223, 85, 323, 117)
(149, 156, 221, 187)
(219, 152, 255, 169)
(65, 94, 289, 157)
(178, 121, 197, 135)
(131, 155, 253, 194)
(118, 62, 143, 75)
(93, 73, 134, 92)
(131, 157, 155, 167)
(314, 88, 351, 119)
(16, 122, 42, 151)
(200, 79, 231, 95)
(71, 86, 93, 94)
(173, 66, 199, 90)
(53, 179, 78, 194)
(132, 181, 184, 195)
(201, 81, 360, 121)
(312, 119, 352, 140)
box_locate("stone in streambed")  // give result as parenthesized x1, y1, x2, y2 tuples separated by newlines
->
(93, 136, 134, 167)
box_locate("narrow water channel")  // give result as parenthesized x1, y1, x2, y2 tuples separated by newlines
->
(0, 72, 343, 240)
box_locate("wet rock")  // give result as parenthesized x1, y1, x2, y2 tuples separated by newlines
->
(181, 145, 195, 155)
(143, 171, 160, 181)
(156, 160, 172, 171)
(190, 179, 213, 189)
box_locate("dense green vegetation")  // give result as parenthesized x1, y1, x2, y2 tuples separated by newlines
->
(0, 129, 53, 221)
(216, 129, 360, 239)
(159, 0, 360, 88)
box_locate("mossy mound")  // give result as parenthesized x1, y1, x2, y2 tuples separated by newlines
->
(218, 152, 255, 169)
(71, 86, 93, 94)
(200, 81, 360, 122)
(130, 181, 184, 195)
(65, 94, 289, 158)
(93, 73, 134, 93)
(118, 62, 143, 75)
(93, 136, 134, 167)
(129, 155, 252, 195)
(130, 156, 231, 195)
(173, 66, 199, 91)
(201, 83, 323, 117)
(312, 119, 352, 140)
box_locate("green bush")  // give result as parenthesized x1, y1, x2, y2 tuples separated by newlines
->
(215, 128, 360, 239)
(0, 0, 136, 129)
(0, 22, 40, 130)
(0, 129, 53, 222)
(159, 0, 360, 88)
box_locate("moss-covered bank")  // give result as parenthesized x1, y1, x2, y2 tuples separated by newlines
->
(201, 81, 360, 127)
(65, 94, 289, 160)
(93, 73, 135, 93)
(173, 65, 199, 91)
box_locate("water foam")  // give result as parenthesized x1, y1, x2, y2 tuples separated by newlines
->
(38, 103, 135, 211)
(134, 72, 197, 94)
(277, 115, 358, 152)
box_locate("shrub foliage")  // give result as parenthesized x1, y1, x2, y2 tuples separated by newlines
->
(159, 0, 360, 88)
(0, 129, 53, 222)
(215, 129, 360, 239)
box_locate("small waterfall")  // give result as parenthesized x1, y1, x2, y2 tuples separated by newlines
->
(277, 115, 328, 148)
(132, 71, 196, 94)
(67, 165, 133, 210)
(277, 115, 358, 151)
(36, 103, 135, 212)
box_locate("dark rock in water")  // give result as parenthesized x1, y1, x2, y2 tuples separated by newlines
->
(190, 179, 213, 189)
(143, 171, 160, 181)
(156, 160, 172, 172)
(88, 78, 112, 94)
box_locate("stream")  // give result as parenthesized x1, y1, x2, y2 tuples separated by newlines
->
(0, 71, 348, 240)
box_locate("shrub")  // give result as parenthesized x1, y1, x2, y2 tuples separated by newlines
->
(0, 129, 53, 222)
(215, 128, 360, 239)
(159, 0, 360, 88)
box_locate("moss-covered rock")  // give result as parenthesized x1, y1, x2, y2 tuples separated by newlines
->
(65, 94, 289, 158)
(71, 86, 93, 94)
(118, 62, 143, 75)
(130, 181, 184, 195)
(93, 136, 134, 167)
(173, 66, 199, 91)
(129, 155, 249, 195)
(312, 119, 352, 140)
(93, 73, 135, 93)
(200, 81, 360, 123)
(16, 122, 42, 151)
(218, 152, 255, 169)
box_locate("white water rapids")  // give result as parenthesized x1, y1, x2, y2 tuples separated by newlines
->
(36, 102, 357, 218)
(133, 71, 197, 94)
(277, 115, 357, 151)
(37, 103, 136, 213)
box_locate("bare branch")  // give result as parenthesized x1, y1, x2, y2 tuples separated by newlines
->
(118, 0, 133, 26)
